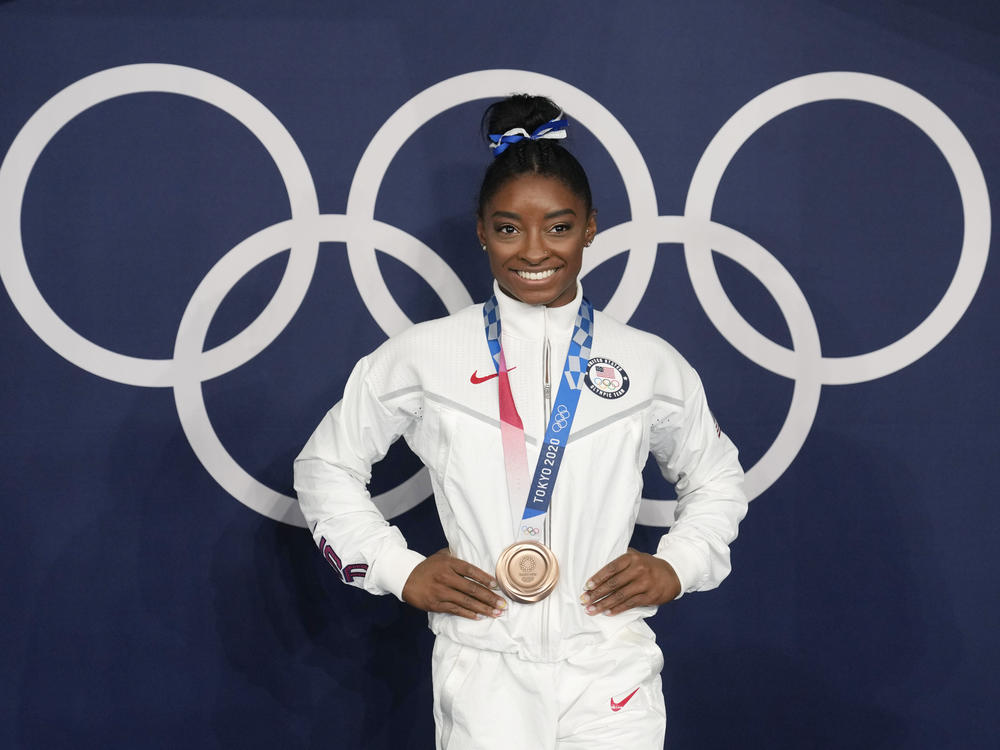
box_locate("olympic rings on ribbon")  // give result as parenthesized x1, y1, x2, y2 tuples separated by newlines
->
(0, 65, 990, 529)
(551, 404, 572, 432)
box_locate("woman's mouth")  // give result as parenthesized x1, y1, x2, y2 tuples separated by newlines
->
(514, 268, 559, 281)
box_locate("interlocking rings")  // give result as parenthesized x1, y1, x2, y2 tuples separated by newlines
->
(0, 65, 990, 529)
(550, 404, 572, 432)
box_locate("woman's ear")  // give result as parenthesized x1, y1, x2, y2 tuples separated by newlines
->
(476, 217, 486, 249)
(586, 208, 598, 245)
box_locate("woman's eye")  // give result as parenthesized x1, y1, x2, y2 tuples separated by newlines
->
(495, 224, 517, 235)
(551, 223, 571, 233)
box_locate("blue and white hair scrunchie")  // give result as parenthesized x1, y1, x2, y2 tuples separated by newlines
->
(488, 116, 568, 157)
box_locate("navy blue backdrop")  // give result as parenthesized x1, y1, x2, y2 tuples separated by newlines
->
(2, 1, 998, 748)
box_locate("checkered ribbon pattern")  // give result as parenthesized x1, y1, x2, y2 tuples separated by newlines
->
(482, 294, 593, 371)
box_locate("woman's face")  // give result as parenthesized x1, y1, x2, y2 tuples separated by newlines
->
(477, 173, 596, 308)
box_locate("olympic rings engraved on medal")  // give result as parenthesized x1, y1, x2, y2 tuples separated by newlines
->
(520, 525, 541, 536)
(0, 66, 990, 529)
(550, 404, 572, 432)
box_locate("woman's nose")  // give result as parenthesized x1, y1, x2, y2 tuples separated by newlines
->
(521, 233, 549, 264)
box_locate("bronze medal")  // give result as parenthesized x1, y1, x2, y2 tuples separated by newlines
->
(495, 540, 559, 603)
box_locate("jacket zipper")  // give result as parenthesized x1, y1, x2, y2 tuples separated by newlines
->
(543, 337, 552, 422)
(542, 334, 552, 545)
(541, 334, 552, 656)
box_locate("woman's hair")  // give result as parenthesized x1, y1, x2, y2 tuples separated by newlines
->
(477, 94, 593, 217)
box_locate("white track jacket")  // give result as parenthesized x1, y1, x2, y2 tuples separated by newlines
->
(295, 283, 747, 663)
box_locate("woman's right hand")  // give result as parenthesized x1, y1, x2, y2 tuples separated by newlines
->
(402, 548, 507, 620)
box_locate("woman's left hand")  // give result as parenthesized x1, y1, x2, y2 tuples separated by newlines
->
(580, 548, 681, 616)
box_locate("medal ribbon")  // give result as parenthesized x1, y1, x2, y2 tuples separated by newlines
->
(482, 294, 594, 541)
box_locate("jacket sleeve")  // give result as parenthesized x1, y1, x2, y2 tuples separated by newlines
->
(293, 355, 426, 601)
(649, 371, 748, 599)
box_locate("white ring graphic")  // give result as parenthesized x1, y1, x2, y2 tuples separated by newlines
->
(684, 72, 990, 385)
(172, 216, 450, 523)
(0, 65, 990, 530)
(590, 217, 822, 523)
(346, 69, 659, 333)
(0, 64, 320, 386)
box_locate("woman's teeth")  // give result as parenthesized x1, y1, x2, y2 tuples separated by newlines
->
(515, 268, 557, 280)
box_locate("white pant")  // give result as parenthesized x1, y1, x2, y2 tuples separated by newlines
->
(432, 628, 666, 749)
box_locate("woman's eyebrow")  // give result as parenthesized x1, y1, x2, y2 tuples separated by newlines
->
(490, 208, 577, 220)
(544, 208, 576, 219)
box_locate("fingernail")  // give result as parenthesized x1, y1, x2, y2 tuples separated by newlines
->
(489, 579, 499, 589)
(492, 608, 502, 617)
(579, 593, 590, 605)
(585, 580, 595, 590)
(496, 599, 507, 610)
(476, 613, 484, 620)
(604, 610, 613, 616)
(585, 605, 596, 615)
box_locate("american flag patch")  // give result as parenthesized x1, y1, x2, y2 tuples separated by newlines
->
(584, 357, 630, 400)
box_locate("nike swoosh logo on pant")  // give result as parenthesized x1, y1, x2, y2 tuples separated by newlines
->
(610, 687, 640, 712)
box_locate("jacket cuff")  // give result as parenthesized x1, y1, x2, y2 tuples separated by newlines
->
(371, 546, 426, 602)
(655, 539, 703, 602)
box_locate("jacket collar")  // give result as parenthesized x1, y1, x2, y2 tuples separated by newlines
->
(492, 280, 583, 341)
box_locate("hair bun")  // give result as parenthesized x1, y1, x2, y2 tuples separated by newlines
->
(482, 94, 563, 143)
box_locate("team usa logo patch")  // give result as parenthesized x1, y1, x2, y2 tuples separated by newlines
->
(319, 536, 368, 583)
(584, 358, 629, 399)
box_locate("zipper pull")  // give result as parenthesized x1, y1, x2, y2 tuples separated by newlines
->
(542, 338, 552, 415)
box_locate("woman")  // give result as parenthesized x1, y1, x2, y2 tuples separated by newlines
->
(294, 94, 747, 749)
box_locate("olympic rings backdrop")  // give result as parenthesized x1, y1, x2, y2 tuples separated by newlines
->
(2, 2, 998, 748)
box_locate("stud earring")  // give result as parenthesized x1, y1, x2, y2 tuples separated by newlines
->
(481, 243, 487, 251)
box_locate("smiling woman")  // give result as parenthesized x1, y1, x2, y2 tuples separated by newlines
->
(294, 93, 748, 749)
(477, 173, 595, 308)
